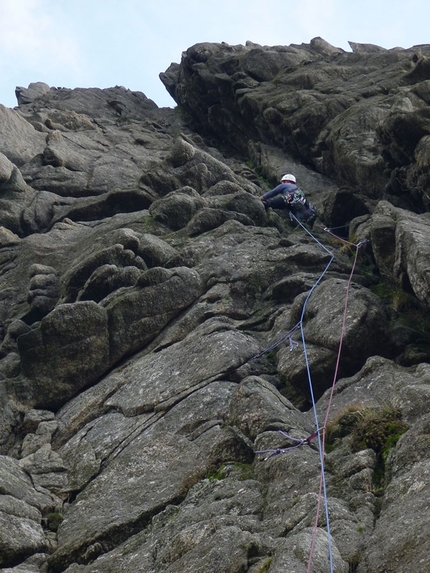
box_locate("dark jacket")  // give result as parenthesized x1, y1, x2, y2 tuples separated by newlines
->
(261, 182, 299, 201)
(261, 182, 316, 223)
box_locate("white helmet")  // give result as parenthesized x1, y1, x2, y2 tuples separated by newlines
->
(281, 173, 296, 183)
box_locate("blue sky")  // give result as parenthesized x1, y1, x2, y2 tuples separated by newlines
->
(1, 0, 429, 109)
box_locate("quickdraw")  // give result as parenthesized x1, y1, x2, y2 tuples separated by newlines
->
(255, 429, 322, 460)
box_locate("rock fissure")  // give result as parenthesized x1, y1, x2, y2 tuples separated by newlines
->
(0, 40, 429, 573)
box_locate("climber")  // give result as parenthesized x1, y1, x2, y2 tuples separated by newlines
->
(260, 173, 316, 224)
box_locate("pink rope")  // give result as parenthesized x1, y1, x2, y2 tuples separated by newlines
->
(306, 236, 362, 573)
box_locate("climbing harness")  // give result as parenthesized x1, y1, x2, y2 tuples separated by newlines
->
(252, 214, 370, 573)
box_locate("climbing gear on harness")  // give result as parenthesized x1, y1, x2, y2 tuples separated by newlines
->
(284, 189, 306, 206)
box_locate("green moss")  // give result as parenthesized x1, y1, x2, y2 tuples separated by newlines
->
(325, 442, 336, 454)
(207, 462, 255, 481)
(350, 406, 408, 456)
(259, 556, 273, 572)
(207, 468, 226, 480)
(351, 406, 407, 492)
(233, 462, 255, 480)
(325, 404, 368, 447)
(45, 512, 64, 532)
(326, 405, 408, 492)
(371, 282, 394, 299)
(371, 281, 419, 312)
(264, 350, 277, 367)
(126, 214, 157, 235)
(243, 160, 268, 186)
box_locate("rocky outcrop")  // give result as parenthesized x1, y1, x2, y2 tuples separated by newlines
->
(0, 38, 430, 573)
(161, 38, 430, 212)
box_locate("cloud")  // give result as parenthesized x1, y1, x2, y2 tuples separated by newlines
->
(0, 0, 83, 76)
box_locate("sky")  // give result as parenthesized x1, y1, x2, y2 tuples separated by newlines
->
(1, 0, 429, 109)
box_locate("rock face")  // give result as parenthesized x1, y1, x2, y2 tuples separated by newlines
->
(0, 38, 430, 573)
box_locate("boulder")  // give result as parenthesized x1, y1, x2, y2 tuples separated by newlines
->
(15, 82, 51, 105)
(0, 454, 54, 568)
(149, 187, 206, 230)
(18, 302, 110, 409)
(0, 105, 45, 166)
(104, 265, 204, 363)
(0, 152, 36, 234)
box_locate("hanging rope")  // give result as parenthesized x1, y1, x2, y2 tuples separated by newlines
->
(250, 219, 335, 363)
(305, 227, 368, 573)
(253, 216, 368, 573)
(291, 215, 336, 573)
(252, 214, 335, 570)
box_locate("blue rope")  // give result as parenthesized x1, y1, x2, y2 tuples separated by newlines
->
(254, 214, 335, 573)
(291, 214, 335, 573)
(250, 322, 301, 360)
(250, 221, 334, 362)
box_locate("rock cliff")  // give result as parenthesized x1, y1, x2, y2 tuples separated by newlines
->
(0, 38, 430, 573)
